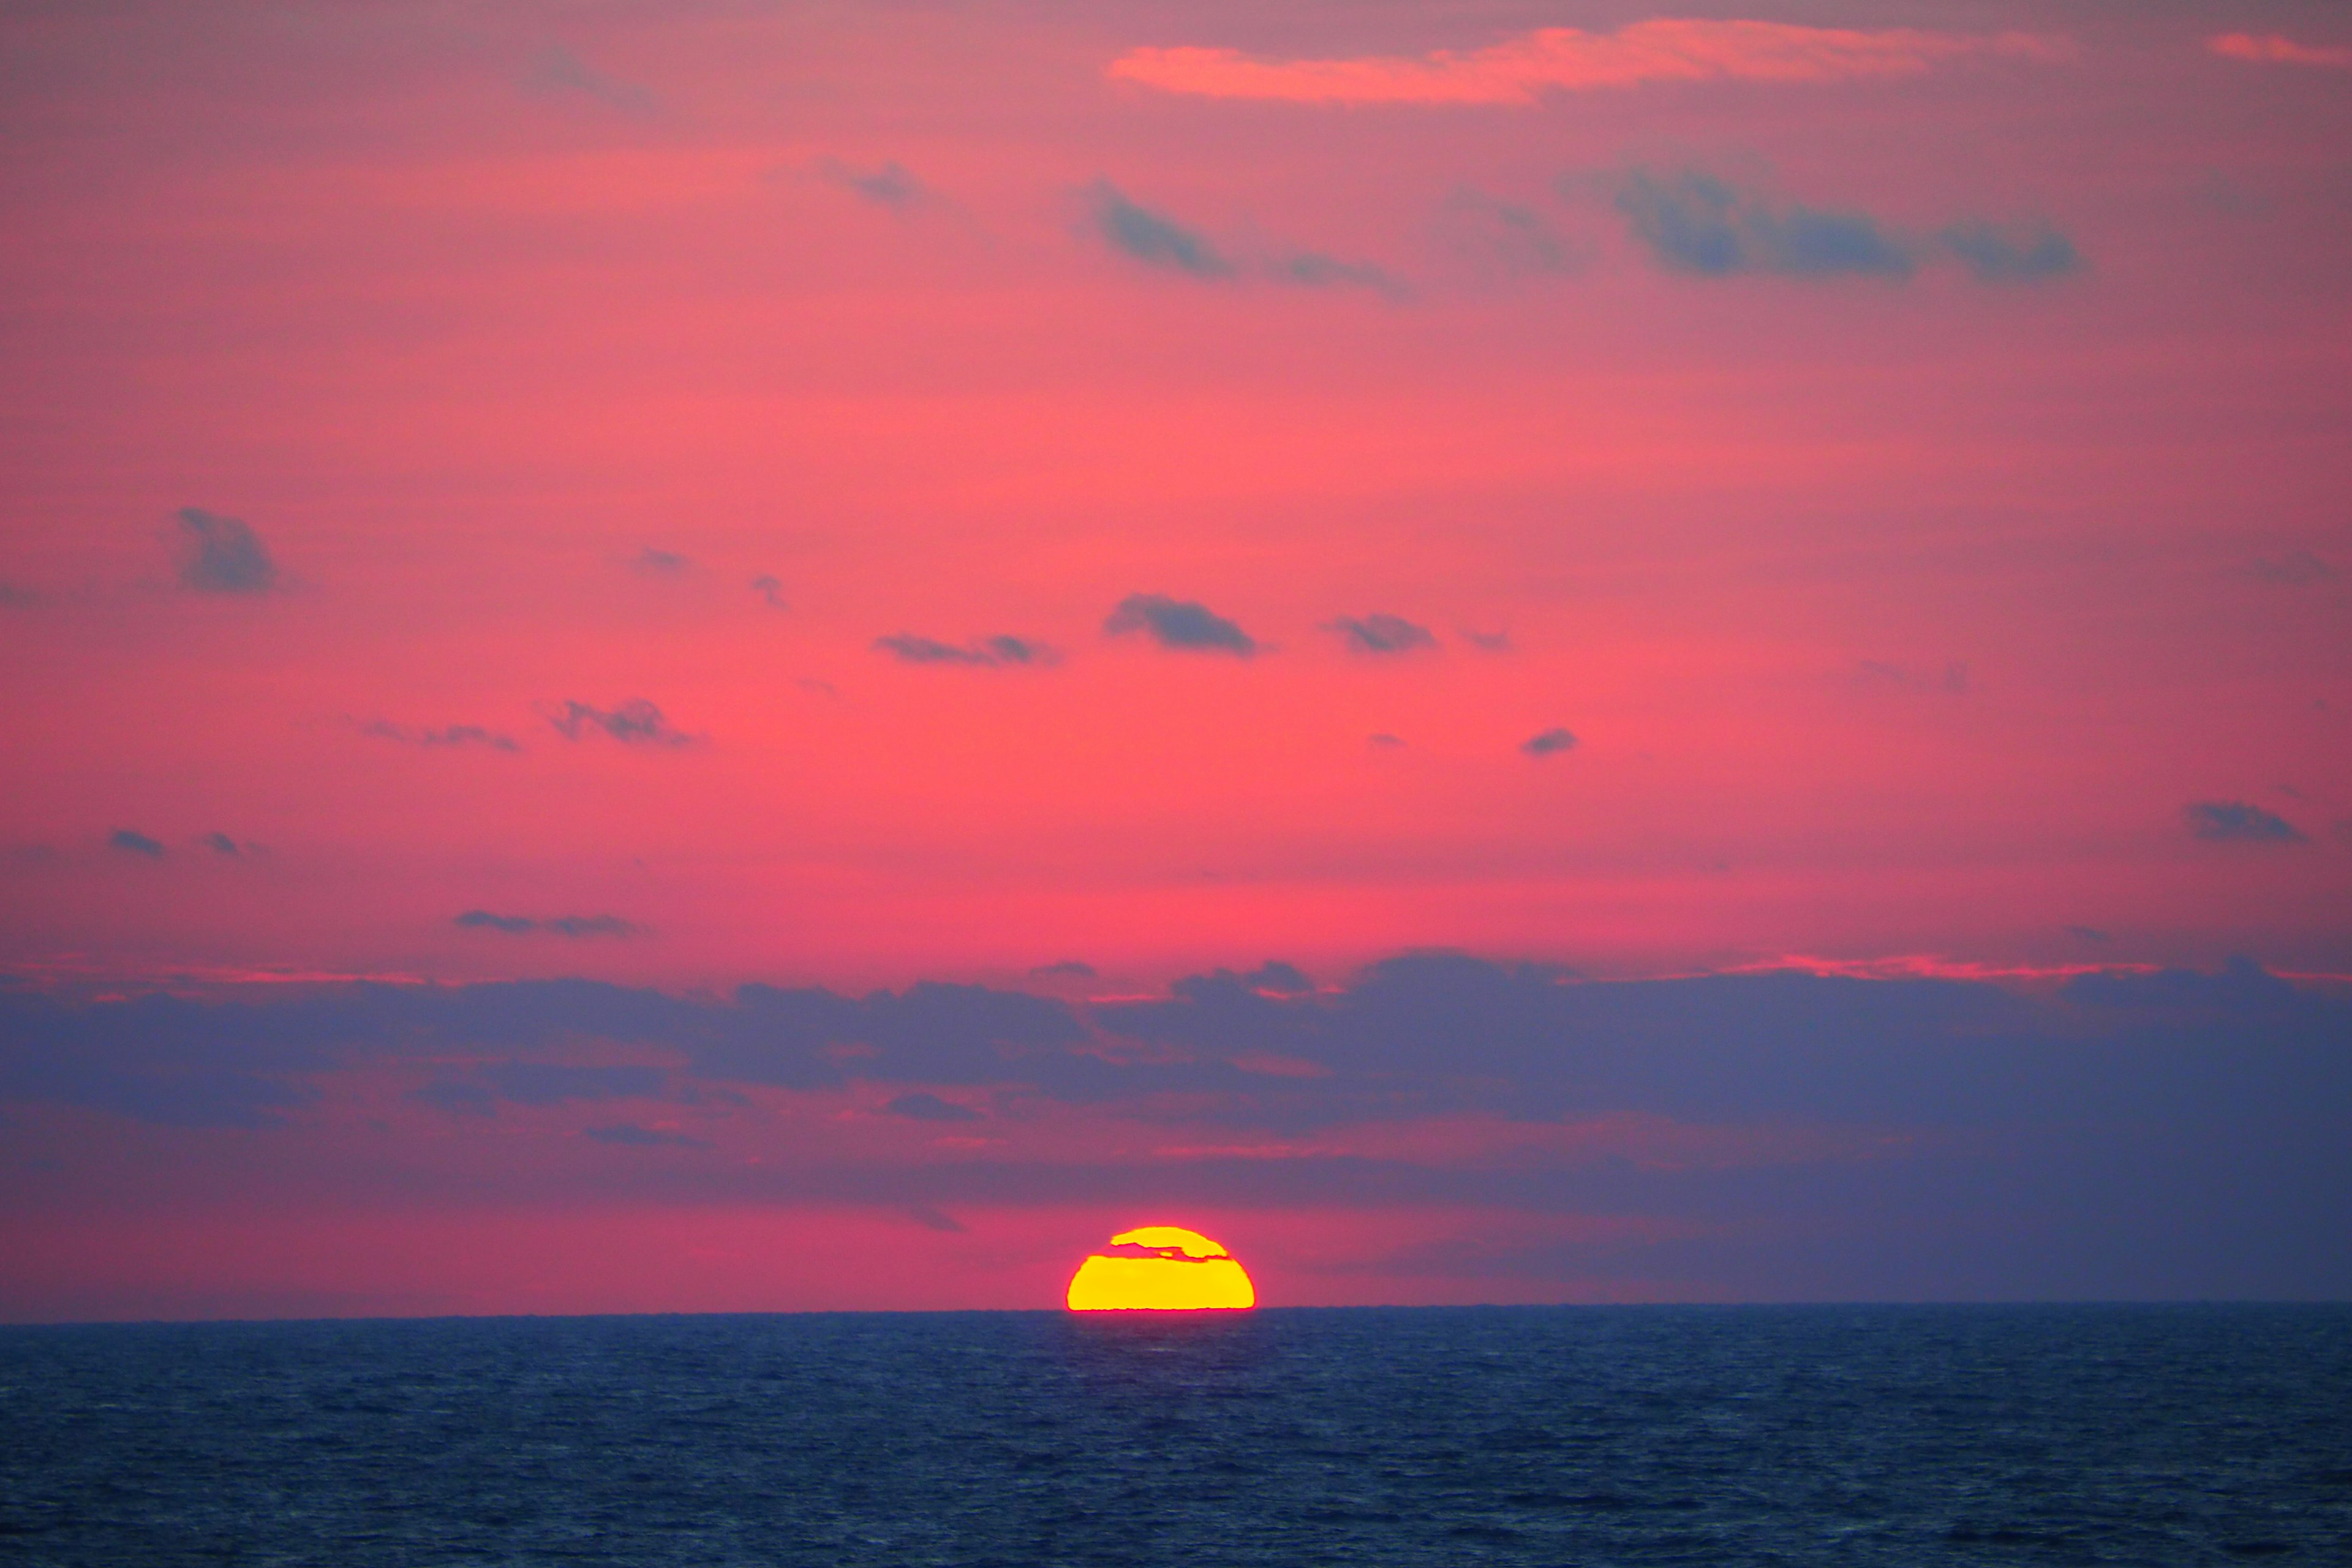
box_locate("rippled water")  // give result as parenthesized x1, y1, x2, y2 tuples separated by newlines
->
(3, 1305, 2348, 1565)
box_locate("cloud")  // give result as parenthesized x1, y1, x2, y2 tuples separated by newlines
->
(873, 633, 1060, 668)
(1274, 251, 1410, 298)
(2067, 925, 2114, 944)
(1243, 960, 1314, 995)
(752, 575, 788, 610)
(631, 547, 689, 575)
(202, 832, 241, 856)
(2208, 33, 2352, 68)
(1104, 594, 1258, 656)
(1940, 221, 2081, 283)
(1435, 188, 1578, 279)
(409, 1079, 495, 1117)
(172, 507, 279, 595)
(884, 1091, 982, 1122)
(1324, 612, 1437, 655)
(1083, 181, 1233, 278)
(1521, 728, 1577, 757)
(2247, 552, 2335, 586)
(1368, 733, 1406, 748)
(905, 1205, 966, 1233)
(1028, 960, 1098, 979)
(585, 1123, 710, 1148)
(2184, 801, 2307, 844)
(1613, 169, 1912, 280)
(109, 829, 166, 858)
(1107, 21, 2065, 107)
(359, 720, 522, 753)
(454, 911, 641, 938)
(815, 158, 925, 209)
(524, 46, 660, 115)
(1855, 660, 1970, 695)
(1458, 627, 1514, 653)
(487, 1062, 663, 1104)
(0, 582, 46, 608)
(543, 699, 695, 747)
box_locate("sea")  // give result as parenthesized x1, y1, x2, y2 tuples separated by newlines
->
(2, 1305, 2348, 1566)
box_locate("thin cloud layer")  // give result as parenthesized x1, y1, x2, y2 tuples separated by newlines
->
(454, 911, 642, 938)
(1109, 20, 2066, 107)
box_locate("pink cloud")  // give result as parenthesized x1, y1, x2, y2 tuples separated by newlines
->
(2207, 32, 2352, 67)
(1107, 18, 2069, 106)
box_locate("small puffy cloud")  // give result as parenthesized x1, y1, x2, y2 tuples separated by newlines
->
(1104, 594, 1258, 656)
(884, 1091, 982, 1122)
(1084, 181, 1234, 279)
(1028, 960, 1098, 979)
(2247, 552, 2335, 586)
(752, 575, 788, 610)
(2208, 33, 2352, 68)
(1324, 612, 1436, 655)
(1108, 21, 2066, 106)
(109, 828, 167, 858)
(631, 547, 689, 575)
(454, 911, 641, 938)
(1613, 169, 1912, 280)
(359, 720, 521, 753)
(201, 832, 241, 856)
(2184, 801, 2307, 844)
(1521, 727, 1578, 757)
(525, 45, 659, 115)
(172, 507, 279, 595)
(815, 157, 925, 209)
(585, 1123, 710, 1148)
(544, 699, 694, 747)
(1940, 221, 2081, 283)
(873, 633, 1059, 668)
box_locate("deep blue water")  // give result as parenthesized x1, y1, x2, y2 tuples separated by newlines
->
(2, 1305, 2348, 1566)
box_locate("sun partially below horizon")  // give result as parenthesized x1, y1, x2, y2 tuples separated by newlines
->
(1065, 1226, 1257, 1311)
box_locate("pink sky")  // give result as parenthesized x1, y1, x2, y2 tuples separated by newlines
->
(1, 0, 2346, 1318)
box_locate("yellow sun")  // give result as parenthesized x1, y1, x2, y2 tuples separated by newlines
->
(1065, 1226, 1256, 1311)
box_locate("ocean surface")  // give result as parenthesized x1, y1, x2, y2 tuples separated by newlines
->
(2, 1305, 2348, 1566)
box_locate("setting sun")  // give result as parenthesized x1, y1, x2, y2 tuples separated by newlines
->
(1065, 1226, 1257, 1311)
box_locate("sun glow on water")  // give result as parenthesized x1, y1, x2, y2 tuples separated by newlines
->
(1065, 1226, 1256, 1311)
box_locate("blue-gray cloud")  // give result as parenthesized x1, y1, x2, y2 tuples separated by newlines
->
(631, 546, 689, 575)
(525, 46, 658, 116)
(1104, 594, 1257, 656)
(1084, 181, 1233, 278)
(0, 582, 46, 608)
(201, 832, 241, 856)
(108, 829, 165, 858)
(2185, 801, 2307, 843)
(884, 1091, 981, 1122)
(816, 158, 925, 209)
(1521, 727, 1577, 757)
(752, 575, 789, 610)
(1028, 960, 1097, 979)
(544, 699, 694, 747)
(1276, 251, 1409, 298)
(360, 720, 521, 753)
(454, 911, 640, 938)
(1437, 187, 1578, 279)
(2247, 552, 2334, 586)
(1324, 612, 1436, 655)
(874, 633, 1058, 667)
(1613, 168, 1912, 280)
(586, 1122, 710, 1148)
(172, 508, 279, 595)
(1940, 220, 2081, 283)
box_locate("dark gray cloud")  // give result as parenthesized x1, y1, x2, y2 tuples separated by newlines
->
(1521, 727, 1577, 758)
(1612, 169, 1912, 280)
(544, 699, 694, 747)
(525, 46, 658, 116)
(752, 575, 789, 610)
(873, 633, 1058, 668)
(2185, 801, 2307, 843)
(1028, 960, 1098, 980)
(454, 911, 641, 938)
(359, 720, 522, 753)
(1940, 221, 2081, 283)
(1084, 181, 1233, 278)
(815, 157, 924, 209)
(172, 507, 279, 595)
(1324, 612, 1436, 655)
(586, 1123, 710, 1148)
(2247, 551, 2335, 585)
(1104, 594, 1257, 656)
(884, 1091, 981, 1122)
(631, 547, 689, 575)
(108, 829, 165, 858)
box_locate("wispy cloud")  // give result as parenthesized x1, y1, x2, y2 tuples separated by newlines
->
(1104, 594, 1259, 656)
(1084, 181, 1234, 278)
(108, 828, 167, 858)
(454, 911, 641, 938)
(1521, 728, 1578, 758)
(873, 633, 1059, 667)
(543, 699, 695, 747)
(172, 507, 279, 595)
(1324, 613, 1437, 655)
(884, 1091, 981, 1122)
(2247, 552, 2334, 586)
(814, 157, 927, 209)
(630, 546, 690, 575)
(2184, 801, 2307, 844)
(524, 45, 660, 115)
(584, 1122, 709, 1148)
(358, 720, 522, 753)
(751, 575, 789, 610)
(2208, 33, 2352, 68)
(1109, 20, 2067, 107)
(1614, 168, 1912, 279)
(1940, 221, 2081, 283)
(201, 832, 243, 856)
